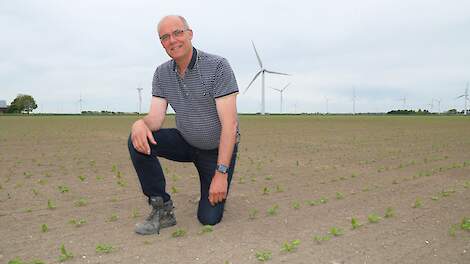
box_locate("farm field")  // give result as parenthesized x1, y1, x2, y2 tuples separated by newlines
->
(0, 115, 469, 264)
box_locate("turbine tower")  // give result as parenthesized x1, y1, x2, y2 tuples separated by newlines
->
(456, 82, 469, 115)
(137, 87, 143, 115)
(325, 97, 329, 114)
(271, 83, 290, 114)
(352, 87, 356, 115)
(77, 93, 83, 114)
(244, 41, 289, 115)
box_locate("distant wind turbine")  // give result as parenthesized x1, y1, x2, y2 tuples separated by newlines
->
(271, 83, 290, 114)
(243, 41, 290, 115)
(456, 82, 469, 115)
(325, 97, 329, 114)
(352, 87, 356, 115)
(77, 93, 83, 113)
(136, 87, 143, 115)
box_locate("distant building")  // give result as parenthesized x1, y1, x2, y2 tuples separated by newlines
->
(0, 100, 8, 113)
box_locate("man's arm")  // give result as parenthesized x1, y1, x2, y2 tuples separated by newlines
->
(131, 97, 168, 155)
(208, 93, 238, 206)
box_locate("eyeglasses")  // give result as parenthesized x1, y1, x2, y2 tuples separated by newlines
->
(159, 29, 191, 42)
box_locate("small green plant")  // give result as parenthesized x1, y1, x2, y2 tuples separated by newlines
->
(47, 199, 56, 210)
(111, 164, 117, 172)
(464, 181, 470, 189)
(107, 214, 118, 222)
(351, 217, 362, 229)
(292, 201, 300, 209)
(368, 213, 381, 223)
(449, 224, 458, 237)
(313, 235, 331, 244)
(275, 185, 284, 192)
(7, 257, 25, 264)
(384, 207, 395, 218)
(199, 225, 213, 234)
(41, 223, 49, 233)
(329, 227, 344, 236)
(117, 179, 126, 187)
(281, 239, 300, 252)
(249, 208, 259, 220)
(262, 187, 270, 195)
(412, 198, 422, 208)
(75, 198, 87, 207)
(431, 196, 439, 201)
(37, 179, 47, 185)
(171, 186, 178, 194)
(96, 175, 103, 180)
(58, 185, 69, 193)
(461, 217, 470, 231)
(335, 192, 344, 200)
(172, 228, 186, 238)
(78, 175, 86, 182)
(265, 175, 272, 180)
(32, 189, 39, 196)
(59, 244, 73, 262)
(319, 197, 328, 204)
(255, 250, 272, 261)
(132, 208, 140, 218)
(267, 204, 279, 216)
(95, 244, 113, 254)
(238, 176, 245, 184)
(69, 219, 87, 227)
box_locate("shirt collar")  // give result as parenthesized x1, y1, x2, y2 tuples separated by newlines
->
(173, 47, 198, 72)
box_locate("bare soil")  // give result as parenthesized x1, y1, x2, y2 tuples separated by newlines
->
(0, 115, 469, 264)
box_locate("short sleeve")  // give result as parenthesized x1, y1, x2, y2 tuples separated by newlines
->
(213, 58, 239, 98)
(152, 67, 165, 98)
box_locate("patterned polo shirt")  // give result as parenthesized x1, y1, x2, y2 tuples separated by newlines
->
(152, 47, 239, 150)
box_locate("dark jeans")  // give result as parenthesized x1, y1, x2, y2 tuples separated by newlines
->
(128, 128, 238, 225)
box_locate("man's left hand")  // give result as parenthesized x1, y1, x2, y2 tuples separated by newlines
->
(208, 172, 228, 206)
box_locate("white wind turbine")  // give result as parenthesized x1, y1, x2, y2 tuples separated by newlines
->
(456, 82, 469, 115)
(243, 41, 289, 115)
(136, 86, 143, 115)
(271, 83, 290, 114)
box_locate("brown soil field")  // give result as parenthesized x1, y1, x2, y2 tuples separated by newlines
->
(0, 115, 469, 264)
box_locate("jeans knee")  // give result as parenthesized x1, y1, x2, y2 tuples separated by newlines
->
(197, 211, 223, 226)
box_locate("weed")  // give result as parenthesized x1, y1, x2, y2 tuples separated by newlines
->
(319, 197, 328, 204)
(449, 224, 458, 237)
(25, 208, 32, 213)
(199, 225, 214, 234)
(262, 187, 270, 195)
(267, 204, 279, 216)
(69, 219, 87, 227)
(107, 214, 118, 222)
(275, 185, 284, 193)
(329, 227, 344, 236)
(96, 175, 103, 180)
(368, 213, 381, 223)
(313, 235, 331, 244)
(75, 198, 87, 207)
(47, 199, 56, 210)
(464, 181, 470, 189)
(7, 258, 25, 264)
(265, 175, 272, 180)
(96, 244, 113, 254)
(111, 164, 117, 172)
(78, 175, 86, 182)
(351, 217, 362, 229)
(431, 196, 439, 201)
(171, 186, 178, 194)
(384, 207, 395, 218)
(238, 176, 245, 184)
(117, 179, 126, 187)
(32, 189, 39, 196)
(336, 192, 344, 200)
(351, 173, 357, 178)
(41, 223, 48, 233)
(292, 202, 300, 209)
(58, 185, 69, 193)
(249, 208, 258, 220)
(37, 179, 47, 185)
(132, 208, 140, 218)
(281, 239, 300, 252)
(116, 170, 122, 179)
(412, 198, 422, 208)
(172, 228, 186, 238)
(255, 250, 272, 261)
(461, 217, 470, 231)
(59, 244, 73, 262)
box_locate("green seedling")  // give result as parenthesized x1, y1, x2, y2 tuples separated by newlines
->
(319, 197, 328, 204)
(199, 225, 213, 234)
(281, 239, 300, 252)
(336, 192, 344, 200)
(37, 179, 47, 185)
(368, 213, 381, 223)
(111, 164, 117, 172)
(47, 199, 56, 210)
(262, 187, 270, 195)
(7, 258, 25, 264)
(172, 228, 186, 238)
(265, 175, 272, 180)
(351, 173, 357, 178)
(117, 179, 126, 187)
(275, 185, 284, 192)
(255, 250, 272, 261)
(24, 171, 32, 178)
(329, 227, 344, 236)
(89, 160, 96, 166)
(431, 196, 439, 201)
(58, 185, 69, 193)
(25, 208, 32, 213)
(78, 175, 86, 182)
(75, 198, 87, 207)
(384, 207, 395, 218)
(171, 186, 178, 194)
(107, 214, 118, 222)
(313, 235, 331, 244)
(132, 208, 140, 218)
(30, 260, 45, 264)
(96, 244, 113, 254)
(41, 223, 48, 233)
(351, 217, 362, 229)
(464, 181, 470, 189)
(59, 244, 73, 262)
(69, 219, 87, 227)
(412, 198, 422, 208)
(461, 217, 470, 231)
(267, 204, 279, 216)
(116, 170, 122, 179)
(32, 189, 39, 196)
(238, 176, 245, 184)
(292, 201, 300, 209)
(249, 208, 258, 220)
(96, 175, 104, 180)
(449, 224, 458, 237)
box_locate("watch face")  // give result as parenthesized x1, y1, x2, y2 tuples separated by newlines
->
(217, 164, 228, 173)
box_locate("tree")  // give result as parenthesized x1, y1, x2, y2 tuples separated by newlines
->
(8, 94, 38, 114)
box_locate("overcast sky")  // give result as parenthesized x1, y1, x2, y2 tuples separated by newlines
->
(1, 0, 469, 113)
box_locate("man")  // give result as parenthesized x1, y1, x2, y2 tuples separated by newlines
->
(128, 15, 239, 235)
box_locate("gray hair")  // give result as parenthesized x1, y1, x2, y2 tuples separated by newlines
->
(157, 15, 190, 35)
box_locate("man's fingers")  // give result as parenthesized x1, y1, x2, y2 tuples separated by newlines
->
(147, 130, 157, 145)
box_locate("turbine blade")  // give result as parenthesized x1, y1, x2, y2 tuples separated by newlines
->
(265, 69, 290, 76)
(271, 88, 282, 92)
(243, 71, 262, 94)
(282, 83, 291, 91)
(456, 95, 465, 99)
(251, 41, 263, 69)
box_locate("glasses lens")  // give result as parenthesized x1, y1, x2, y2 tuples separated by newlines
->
(160, 34, 169, 41)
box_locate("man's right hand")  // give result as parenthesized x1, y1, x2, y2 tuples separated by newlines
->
(131, 119, 157, 155)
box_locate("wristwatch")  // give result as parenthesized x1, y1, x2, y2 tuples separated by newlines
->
(216, 164, 229, 174)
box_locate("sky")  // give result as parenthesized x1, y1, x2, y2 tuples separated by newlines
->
(1, 0, 470, 114)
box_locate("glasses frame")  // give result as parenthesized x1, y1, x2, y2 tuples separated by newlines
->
(159, 28, 191, 42)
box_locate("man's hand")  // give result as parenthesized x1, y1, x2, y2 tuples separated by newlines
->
(131, 119, 157, 155)
(208, 172, 228, 206)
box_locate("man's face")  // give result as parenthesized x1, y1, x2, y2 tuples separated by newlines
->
(158, 17, 193, 62)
